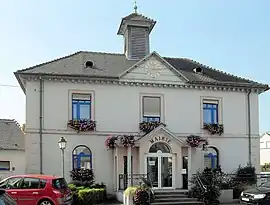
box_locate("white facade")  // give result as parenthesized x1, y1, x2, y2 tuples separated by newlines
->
(20, 54, 263, 193)
(15, 11, 268, 194)
(0, 150, 25, 180)
(260, 132, 270, 166)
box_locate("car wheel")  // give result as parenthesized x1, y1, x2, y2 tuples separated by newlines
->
(39, 199, 54, 205)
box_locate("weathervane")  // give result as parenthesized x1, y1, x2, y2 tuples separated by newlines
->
(133, 0, 138, 13)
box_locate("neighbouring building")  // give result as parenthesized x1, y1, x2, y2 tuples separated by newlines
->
(260, 132, 270, 170)
(0, 119, 25, 179)
(14, 10, 269, 194)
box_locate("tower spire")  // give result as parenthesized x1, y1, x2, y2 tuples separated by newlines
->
(133, 0, 138, 13)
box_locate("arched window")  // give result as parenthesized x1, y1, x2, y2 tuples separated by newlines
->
(72, 145, 92, 169)
(204, 146, 219, 169)
(149, 142, 171, 153)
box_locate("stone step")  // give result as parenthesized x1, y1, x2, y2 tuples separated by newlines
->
(155, 194, 188, 198)
(154, 197, 197, 202)
(154, 190, 189, 195)
(151, 201, 203, 205)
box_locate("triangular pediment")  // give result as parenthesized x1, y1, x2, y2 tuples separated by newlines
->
(120, 52, 188, 84)
(137, 125, 186, 146)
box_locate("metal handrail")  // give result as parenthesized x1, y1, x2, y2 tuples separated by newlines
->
(195, 174, 207, 194)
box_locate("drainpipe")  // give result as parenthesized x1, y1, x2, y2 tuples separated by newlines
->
(39, 76, 43, 174)
(247, 90, 252, 166)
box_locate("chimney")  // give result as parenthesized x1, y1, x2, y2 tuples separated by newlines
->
(117, 13, 156, 60)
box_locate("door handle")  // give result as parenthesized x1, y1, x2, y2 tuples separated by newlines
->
(32, 192, 39, 195)
(11, 192, 17, 194)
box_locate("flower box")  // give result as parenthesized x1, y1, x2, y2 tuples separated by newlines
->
(67, 119, 96, 132)
(186, 135, 207, 148)
(139, 121, 165, 133)
(203, 123, 224, 135)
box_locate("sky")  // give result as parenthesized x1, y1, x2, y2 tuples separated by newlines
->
(0, 0, 269, 133)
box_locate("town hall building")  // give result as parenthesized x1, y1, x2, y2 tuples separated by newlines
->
(14, 9, 269, 194)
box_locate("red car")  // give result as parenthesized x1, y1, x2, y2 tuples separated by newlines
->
(0, 174, 72, 205)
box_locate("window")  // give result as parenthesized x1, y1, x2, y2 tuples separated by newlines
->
(149, 142, 171, 153)
(0, 161, 10, 171)
(261, 142, 266, 149)
(52, 178, 68, 189)
(203, 100, 219, 124)
(0, 177, 23, 189)
(21, 178, 45, 189)
(204, 147, 219, 169)
(267, 141, 270, 149)
(142, 96, 161, 122)
(72, 94, 91, 120)
(72, 145, 92, 169)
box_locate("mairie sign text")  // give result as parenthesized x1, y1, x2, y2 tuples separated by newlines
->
(150, 136, 171, 144)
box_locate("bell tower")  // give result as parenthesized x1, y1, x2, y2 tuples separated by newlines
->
(117, 5, 156, 60)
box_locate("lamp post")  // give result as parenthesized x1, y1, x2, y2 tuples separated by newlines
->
(58, 137, 67, 178)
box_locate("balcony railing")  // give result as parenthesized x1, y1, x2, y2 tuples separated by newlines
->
(119, 174, 149, 190)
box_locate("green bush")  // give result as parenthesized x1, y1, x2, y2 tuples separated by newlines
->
(189, 167, 221, 205)
(78, 188, 105, 205)
(69, 184, 106, 205)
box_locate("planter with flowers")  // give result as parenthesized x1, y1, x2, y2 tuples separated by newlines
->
(120, 135, 135, 147)
(67, 119, 96, 132)
(203, 124, 224, 135)
(139, 121, 166, 133)
(105, 136, 118, 149)
(186, 135, 207, 148)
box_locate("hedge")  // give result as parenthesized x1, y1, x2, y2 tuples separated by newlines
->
(68, 184, 106, 205)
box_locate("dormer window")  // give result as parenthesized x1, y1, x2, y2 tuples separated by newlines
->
(193, 67, 203, 73)
(85, 61, 94, 68)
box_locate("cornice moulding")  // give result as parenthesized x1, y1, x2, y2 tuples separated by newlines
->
(21, 74, 263, 93)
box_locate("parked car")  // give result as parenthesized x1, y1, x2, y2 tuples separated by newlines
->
(0, 175, 72, 205)
(0, 189, 17, 205)
(240, 181, 270, 204)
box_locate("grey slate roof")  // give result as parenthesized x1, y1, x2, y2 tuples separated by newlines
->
(0, 119, 25, 150)
(117, 12, 156, 35)
(15, 51, 269, 90)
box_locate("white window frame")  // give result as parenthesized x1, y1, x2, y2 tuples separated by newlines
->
(140, 93, 164, 122)
(261, 141, 266, 149)
(266, 141, 270, 149)
(200, 96, 223, 127)
(0, 161, 10, 171)
(68, 90, 95, 120)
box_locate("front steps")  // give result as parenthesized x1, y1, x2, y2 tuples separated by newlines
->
(152, 189, 203, 205)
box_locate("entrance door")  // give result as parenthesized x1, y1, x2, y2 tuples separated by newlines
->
(182, 156, 188, 189)
(145, 153, 174, 189)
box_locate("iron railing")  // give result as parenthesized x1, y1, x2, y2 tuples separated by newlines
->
(192, 173, 270, 188)
(119, 174, 149, 190)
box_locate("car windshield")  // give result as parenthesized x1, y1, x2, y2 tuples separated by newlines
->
(260, 181, 270, 188)
(52, 178, 68, 189)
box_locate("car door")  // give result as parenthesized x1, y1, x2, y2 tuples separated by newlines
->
(17, 177, 46, 205)
(2, 177, 23, 204)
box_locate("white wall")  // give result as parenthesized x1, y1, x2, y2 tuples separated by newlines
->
(0, 150, 25, 180)
(260, 133, 270, 166)
(23, 79, 261, 190)
(25, 81, 259, 136)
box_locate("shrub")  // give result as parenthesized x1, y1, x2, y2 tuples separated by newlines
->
(133, 187, 150, 205)
(124, 185, 151, 205)
(78, 188, 105, 205)
(189, 167, 222, 205)
(233, 165, 256, 185)
(232, 164, 256, 199)
(70, 168, 94, 187)
(124, 186, 139, 196)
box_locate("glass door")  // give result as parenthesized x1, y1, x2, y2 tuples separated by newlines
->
(146, 154, 174, 189)
(147, 157, 158, 188)
(161, 157, 172, 187)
